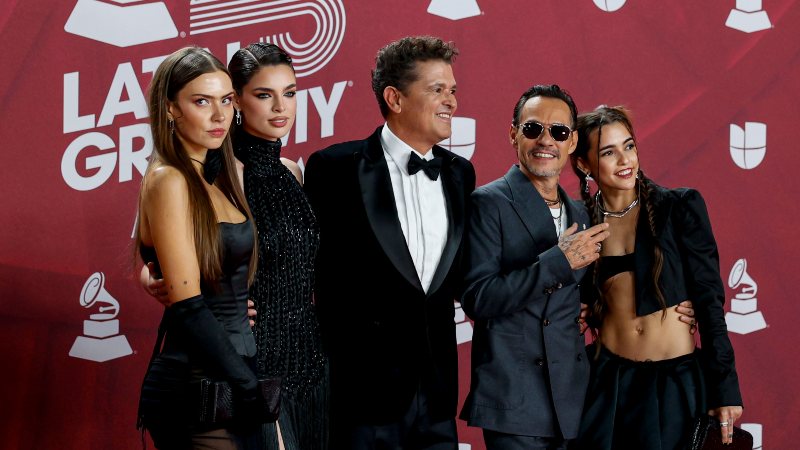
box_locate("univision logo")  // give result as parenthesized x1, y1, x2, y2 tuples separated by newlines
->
(64, 0, 346, 77)
(729, 122, 766, 169)
(438, 117, 476, 160)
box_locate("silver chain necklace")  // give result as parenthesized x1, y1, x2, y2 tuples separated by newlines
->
(551, 200, 564, 237)
(596, 191, 639, 218)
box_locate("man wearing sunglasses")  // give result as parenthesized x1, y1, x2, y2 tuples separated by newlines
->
(458, 84, 607, 450)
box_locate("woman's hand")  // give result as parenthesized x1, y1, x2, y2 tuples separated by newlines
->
(676, 300, 697, 335)
(140, 262, 169, 306)
(708, 405, 743, 445)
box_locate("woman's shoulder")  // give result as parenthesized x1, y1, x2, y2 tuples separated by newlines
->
(280, 157, 303, 184)
(143, 164, 190, 198)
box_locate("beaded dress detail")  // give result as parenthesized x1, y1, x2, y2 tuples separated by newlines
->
(235, 130, 328, 450)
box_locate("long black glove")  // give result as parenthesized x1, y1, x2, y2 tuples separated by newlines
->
(167, 295, 259, 402)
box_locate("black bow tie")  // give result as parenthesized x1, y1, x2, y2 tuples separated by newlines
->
(407, 152, 442, 181)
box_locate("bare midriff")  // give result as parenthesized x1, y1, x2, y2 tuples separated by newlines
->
(599, 272, 695, 361)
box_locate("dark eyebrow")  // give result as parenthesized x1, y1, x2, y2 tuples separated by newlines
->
(190, 91, 235, 99)
(599, 137, 634, 152)
(252, 83, 297, 93)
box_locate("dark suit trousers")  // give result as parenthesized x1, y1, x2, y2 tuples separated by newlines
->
(483, 429, 569, 450)
(342, 387, 457, 450)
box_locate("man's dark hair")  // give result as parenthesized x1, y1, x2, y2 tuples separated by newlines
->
(372, 36, 458, 118)
(512, 84, 578, 128)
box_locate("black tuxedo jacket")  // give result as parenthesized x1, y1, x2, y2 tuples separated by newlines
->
(304, 126, 476, 424)
(459, 165, 591, 439)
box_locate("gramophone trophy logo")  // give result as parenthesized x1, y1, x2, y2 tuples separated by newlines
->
(427, 0, 481, 20)
(725, 0, 772, 33)
(725, 258, 767, 335)
(69, 272, 133, 362)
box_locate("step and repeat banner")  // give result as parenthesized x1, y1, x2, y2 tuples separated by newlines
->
(1, 1, 797, 448)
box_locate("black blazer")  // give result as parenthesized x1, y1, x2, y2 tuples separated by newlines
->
(604, 185, 742, 408)
(459, 165, 591, 439)
(304, 126, 476, 424)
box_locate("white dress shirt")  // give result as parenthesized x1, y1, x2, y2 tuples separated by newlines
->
(380, 124, 449, 293)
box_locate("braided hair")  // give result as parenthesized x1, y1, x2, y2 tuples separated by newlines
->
(571, 106, 667, 332)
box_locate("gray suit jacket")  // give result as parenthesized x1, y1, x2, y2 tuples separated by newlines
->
(459, 165, 590, 438)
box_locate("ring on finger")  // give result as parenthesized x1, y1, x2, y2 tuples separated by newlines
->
(719, 421, 729, 427)
(728, 433, 733, 438)
(595, 243, 602, 253)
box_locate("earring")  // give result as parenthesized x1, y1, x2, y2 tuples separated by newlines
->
(584, 172, 594, 193)
(168, 119, 174, 135)
(235, 109, 242, 126)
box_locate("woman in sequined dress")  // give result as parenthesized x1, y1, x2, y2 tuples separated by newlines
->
(227, 42, 329, 450)
(143, 43, 329, 450)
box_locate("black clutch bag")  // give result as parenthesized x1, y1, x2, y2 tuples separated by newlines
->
(687, 415, 754, 450)
(197, 377, 282, 427)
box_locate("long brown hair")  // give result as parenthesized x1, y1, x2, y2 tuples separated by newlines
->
(571, 106, 666, 328)
(135, 47, 257, 285)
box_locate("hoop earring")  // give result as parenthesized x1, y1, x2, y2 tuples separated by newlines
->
(584, 172, 594, 193)
(169, 119, 174, 135)
(235, 109, 242, 126)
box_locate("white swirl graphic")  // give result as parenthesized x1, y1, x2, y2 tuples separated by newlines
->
(189, 0, 346, 77)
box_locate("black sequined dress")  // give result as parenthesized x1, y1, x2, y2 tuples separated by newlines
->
(235, 130, 329, 450)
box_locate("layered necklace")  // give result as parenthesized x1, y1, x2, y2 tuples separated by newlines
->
(548, 194, 564, 237)
(596, 190, 639, 218)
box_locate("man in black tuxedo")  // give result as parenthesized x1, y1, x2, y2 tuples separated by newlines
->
(458, 85, 608, 450)
(304, 36, 476, 450)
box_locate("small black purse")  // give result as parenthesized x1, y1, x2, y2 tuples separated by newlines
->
(687, 415, 753, 450)
(196, 377, 282, 427)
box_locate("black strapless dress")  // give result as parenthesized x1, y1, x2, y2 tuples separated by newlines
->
(235, 130, 329, 450)
(138, 221, 259, 448)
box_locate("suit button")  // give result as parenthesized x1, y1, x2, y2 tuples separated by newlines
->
(555, 282, 563, 289)
(543, 288, 553, 295)
(535, 358, 545, 366)
(543, 319, 550, 326)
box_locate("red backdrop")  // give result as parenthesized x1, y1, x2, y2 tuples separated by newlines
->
(1, 1, 797, 448)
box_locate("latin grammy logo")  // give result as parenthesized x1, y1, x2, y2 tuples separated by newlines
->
(725, 258, 767, 335)
(454, 301, 473, 345)
(427, 0, 481, 21)
(730, 122, 766, 169)
(69, 272, 133, 362)
(726, 0, 772, 33)
(438, 117, 477, 160)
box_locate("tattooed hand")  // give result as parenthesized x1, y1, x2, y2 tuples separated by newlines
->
(558, 223, 610, 270)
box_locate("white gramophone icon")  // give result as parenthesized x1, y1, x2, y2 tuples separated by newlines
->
(725, 258, 767, 334)
(427, 0, 480, 21)
(69, 272, 133, 362)
(725, 0, 771, 33)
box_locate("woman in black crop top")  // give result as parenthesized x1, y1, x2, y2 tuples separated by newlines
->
(569, 106, 743, 449)
(134, 47, 263, 449)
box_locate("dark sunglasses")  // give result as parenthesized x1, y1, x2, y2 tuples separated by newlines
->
(519, 121, 573, 142)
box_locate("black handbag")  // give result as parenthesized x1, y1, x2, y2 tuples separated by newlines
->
(196, 377, 282, 427)
(687, 415, 754, 450)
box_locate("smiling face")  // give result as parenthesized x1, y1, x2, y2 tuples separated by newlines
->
(511, 96, 577, 181)
(234, 64, 297, 141)
(577, 121, 639, 194)
(168, 70, 234, 155)
(387, 60, 457, 153)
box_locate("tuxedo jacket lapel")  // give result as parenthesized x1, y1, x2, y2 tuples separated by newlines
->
(357, 127, 424, 292)
(505, 166, 559, 251)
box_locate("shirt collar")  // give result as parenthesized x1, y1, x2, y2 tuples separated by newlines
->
(380, 123, 434, 175)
